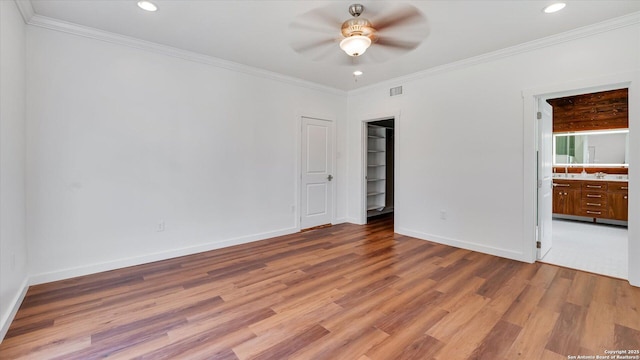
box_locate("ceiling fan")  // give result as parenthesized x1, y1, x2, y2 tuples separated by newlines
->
(290, 2, 428, 63)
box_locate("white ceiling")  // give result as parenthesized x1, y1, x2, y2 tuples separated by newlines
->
(28, 0, 640, 91)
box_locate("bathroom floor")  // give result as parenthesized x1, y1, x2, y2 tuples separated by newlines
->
(541, 218, 628, 279)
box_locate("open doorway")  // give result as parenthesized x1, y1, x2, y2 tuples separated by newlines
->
(538, 88, 629, 279)
(365, 118, 395, 222)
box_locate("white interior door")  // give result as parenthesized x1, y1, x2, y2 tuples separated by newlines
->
(300, 117, 333, 229)
(537, 98, 553, 259)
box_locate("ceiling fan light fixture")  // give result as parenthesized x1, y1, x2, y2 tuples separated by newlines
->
(340, 35, 372, 57)
(137, 0, 158, 12)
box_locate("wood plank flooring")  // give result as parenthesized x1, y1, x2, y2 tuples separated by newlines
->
(2, 215, 639, 359)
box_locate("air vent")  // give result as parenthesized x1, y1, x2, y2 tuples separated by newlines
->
(390, 86, 403, 97)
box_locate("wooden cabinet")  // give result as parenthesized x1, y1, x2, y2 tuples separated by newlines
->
(607, 182, 629, 221)
(579, 181, 607, 218)
(552, 180, 580, 215)
(552, 179, 628, 222)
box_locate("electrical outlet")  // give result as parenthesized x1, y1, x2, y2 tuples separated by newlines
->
(440, 210, 447, 220)
(156, 221, 165, 232)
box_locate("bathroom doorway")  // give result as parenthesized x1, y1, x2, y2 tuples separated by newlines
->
(538, 88, 629, 279)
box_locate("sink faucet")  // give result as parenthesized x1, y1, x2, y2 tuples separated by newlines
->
(595, 172, 606, 179)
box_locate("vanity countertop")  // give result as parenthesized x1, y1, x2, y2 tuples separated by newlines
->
(552, 174, 628, 182)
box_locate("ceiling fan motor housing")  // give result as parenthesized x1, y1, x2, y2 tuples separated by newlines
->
(341, 18, 375, 39)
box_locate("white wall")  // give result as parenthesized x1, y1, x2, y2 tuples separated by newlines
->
(0, 0, 28, 341)
(347, 23, 640, 285)
(26, 26, 347, 283)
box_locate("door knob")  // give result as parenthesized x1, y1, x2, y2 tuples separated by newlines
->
(327, 174, 333, 181)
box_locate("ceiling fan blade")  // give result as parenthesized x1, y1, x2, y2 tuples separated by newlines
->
(303, 46, 360, 65)
(303, 6, 344, 28)
(372, 5, 426, 31)
(291, 38, 337, 55)
(308, 46, 365, 66)
(338, 54, 362, 66)
(289, 21, 338, 36)
(375, 36, 421, 51)
(314, 43, 344, 62)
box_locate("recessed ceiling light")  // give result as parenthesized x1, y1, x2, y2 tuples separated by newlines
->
(544, 3, 566, 13)
(137, 0, 158, 12)
(353, 70, 363, 76)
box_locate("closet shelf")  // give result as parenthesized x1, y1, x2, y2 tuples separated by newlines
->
(367, 123, 388, 218)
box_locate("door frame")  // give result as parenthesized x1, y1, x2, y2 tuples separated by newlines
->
(522, 71, 638, 285)
(296, 114, 337, 230)
(360, 112, 400, 225)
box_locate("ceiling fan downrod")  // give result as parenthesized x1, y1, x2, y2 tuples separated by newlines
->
(348, 4, 364, 17)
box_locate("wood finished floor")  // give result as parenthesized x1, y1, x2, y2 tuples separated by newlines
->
(2, 215, 640, 359)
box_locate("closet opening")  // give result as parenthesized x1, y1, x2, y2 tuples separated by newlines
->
(365, 118, 395, 223)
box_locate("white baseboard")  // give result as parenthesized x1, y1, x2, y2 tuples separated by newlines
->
(0, 277, 29, 343)
(396, 227, 529, 263)
(29, 227, 298, 285)
(346, 217, 366, 225)
(332, 217, 348, 225)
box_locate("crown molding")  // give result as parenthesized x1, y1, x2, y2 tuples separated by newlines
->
(14, 0, 35, 24)
(16, 2, 640, 97)
(24, 14, 346, 96)
(350, 11, 640, 95)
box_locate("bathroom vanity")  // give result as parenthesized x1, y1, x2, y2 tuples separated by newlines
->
(552, 177, 628, 222)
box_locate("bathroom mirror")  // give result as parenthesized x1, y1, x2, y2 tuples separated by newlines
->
(553, 129, 629, 167)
